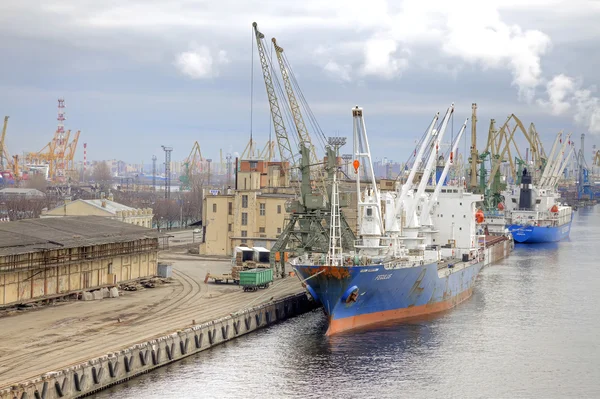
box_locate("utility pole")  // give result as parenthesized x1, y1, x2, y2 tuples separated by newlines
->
(161, 146, 172, 199)
(469, 103, 478, 191)
(226, 153, 232, 187)
(152, 155, 157, 192)
(206, 159, 212, 186)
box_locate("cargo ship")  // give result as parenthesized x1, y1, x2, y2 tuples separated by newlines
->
(293, 105, 512, 335)
(503, 168, 573, 243)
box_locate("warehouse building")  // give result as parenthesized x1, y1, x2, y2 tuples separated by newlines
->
(0, 216, 159, 307)
(41, 194, 153, 228)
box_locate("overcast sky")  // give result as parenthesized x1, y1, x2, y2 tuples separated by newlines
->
(1, 0, 599, 165)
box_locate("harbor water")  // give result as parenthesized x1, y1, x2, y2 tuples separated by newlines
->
(94, 206, 600, 399)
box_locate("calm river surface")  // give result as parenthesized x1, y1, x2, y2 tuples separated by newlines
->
(94, 206, 600, 399)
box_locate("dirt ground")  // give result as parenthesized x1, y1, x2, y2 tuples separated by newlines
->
(0, 245, 304, 389)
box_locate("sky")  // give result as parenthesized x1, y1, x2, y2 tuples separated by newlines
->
(1, 0, 599, 165)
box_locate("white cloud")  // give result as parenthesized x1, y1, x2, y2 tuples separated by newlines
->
(573, 87, 600, 134)
(361, 38, 408, 79)
(323, 61, 352, 82)
(539, 74, 600, 134)
(174, 44, 229, 79)
(538, 74, 575, 115)
(361, 0, 552, 98)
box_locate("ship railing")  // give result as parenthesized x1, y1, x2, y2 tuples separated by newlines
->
(484, 210, 504, 218)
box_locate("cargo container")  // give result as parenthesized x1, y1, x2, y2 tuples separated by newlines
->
(239, 268, 273, 292)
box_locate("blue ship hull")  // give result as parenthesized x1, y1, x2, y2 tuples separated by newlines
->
(294, 259, 483, 335)
(507, 220, 572, 243)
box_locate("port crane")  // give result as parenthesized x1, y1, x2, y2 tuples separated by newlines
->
(180, 141, 205, 190)
(251, 22, 355, 276)
(252, 22, 296, 179)
(470, 114, 548, 208)
(0, 116, 8, 171)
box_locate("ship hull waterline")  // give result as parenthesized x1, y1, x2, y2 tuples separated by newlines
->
(507, 220, 572, 243)
(294, 259, 483, 336)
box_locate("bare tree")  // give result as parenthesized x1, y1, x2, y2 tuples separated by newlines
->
(1, 197, 47, 220)
(92, 162, 112, 190)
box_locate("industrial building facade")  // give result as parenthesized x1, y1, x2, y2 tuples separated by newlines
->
(200, 158, 364, 256)
(200, 159, 294, 256)
(0, 216, 159, 306)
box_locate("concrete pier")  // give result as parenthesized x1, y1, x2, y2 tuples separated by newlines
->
(1, 292, 315, 399)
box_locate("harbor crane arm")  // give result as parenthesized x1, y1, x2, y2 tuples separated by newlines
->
(544, 134, 572, 188)
(548, 145, 575, 188)
(486, 114, 536, 188)
(252, 22, 296, 173)
(0, 116, 8, 170)
(469, 104, 478, 190)
(539, 132, 562, 187)
(272, 38, 319, 167)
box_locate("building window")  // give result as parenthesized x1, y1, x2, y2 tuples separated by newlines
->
(242, 195, 248, 208)
(259, 227, 265, 233)
(241, 230, 247, 237)
(260, 203, 266, 216)
(228, 202, 232, 215)
(228, 223, 232, 232)
(242, 212, 248, 226)
(277, 227, 282, 234)
(212, 203, 217, 213)
(277, 205, 282, 214)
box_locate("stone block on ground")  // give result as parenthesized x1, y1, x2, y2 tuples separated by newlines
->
(109, 287, 119, 298)
(92, 290, 103, 300)
(101, 287, 110, 298)
(82, 292, 94, 301)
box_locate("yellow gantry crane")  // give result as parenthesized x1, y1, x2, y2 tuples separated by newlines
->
(1, 116, 9, 171)
(64, 130, 80, 179)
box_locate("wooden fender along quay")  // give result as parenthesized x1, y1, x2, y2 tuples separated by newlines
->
(1, 293, 316, 399)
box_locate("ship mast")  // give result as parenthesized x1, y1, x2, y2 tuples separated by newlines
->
(326, 172, 343, 266)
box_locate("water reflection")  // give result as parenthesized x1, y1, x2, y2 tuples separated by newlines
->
(93, 207, 600, 399)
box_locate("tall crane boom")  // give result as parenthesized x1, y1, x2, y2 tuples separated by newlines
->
(252, 22, 295, 175)
(0, 116, 8, 171)
(469, 104, 478, 190)
(272, 38, 319, 167)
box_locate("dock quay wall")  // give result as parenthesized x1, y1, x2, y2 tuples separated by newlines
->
(484, 235, 514, 266)
(1, 292, 316, 399)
